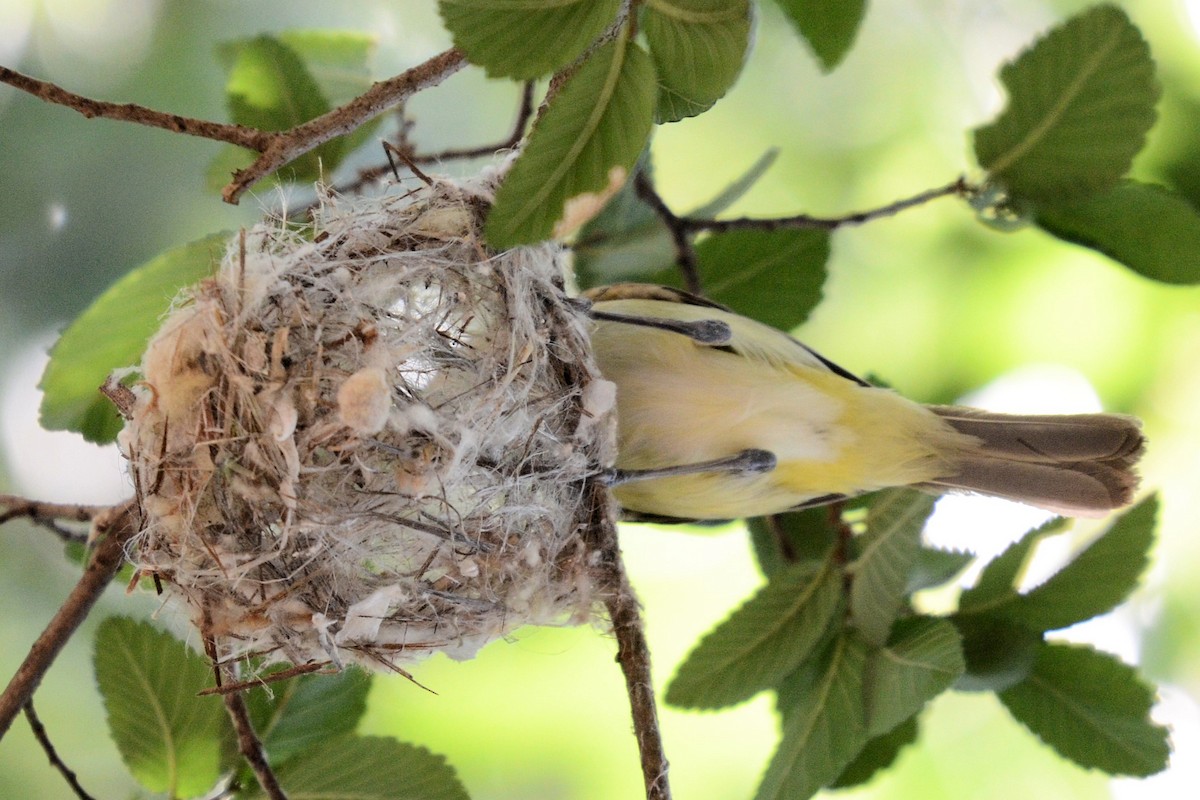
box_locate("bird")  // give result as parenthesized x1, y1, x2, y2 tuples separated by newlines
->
(584, 283, 1144, 523)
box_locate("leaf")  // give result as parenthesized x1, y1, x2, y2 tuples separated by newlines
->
(747, 507, 838, 579)
(830, 716, 919, 790)
(996, 494, 1157, 632)
(39, 234, 227, 443)
(957, 517, 1069, 614)
(216, 35, 337, 184)
(849, 490, 935, 645)
(759, 634, 869, 800)
(643, 0, 751, 123)
(485, 35, 655, 248)
(666, 556, 842, 709)
(999, 642, 1169, 776)
(973, 5, 1159, 201)
(246, 668, 373, 766)
(245, 734, 469, 800)
(573, 149, 778, 287)
(94, 618, 227, 797)
(951, 616, 1041, 693)
(906, 546, 974, 594)
(771, 0, 867, 71)
(1036, 181, 1200, 285)
(438, 0, 621, 80)
(864, 618, 964, 737)
(277, 30, 382, 156)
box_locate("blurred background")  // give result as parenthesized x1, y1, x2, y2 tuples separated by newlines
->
(2, 1, 1200, 798)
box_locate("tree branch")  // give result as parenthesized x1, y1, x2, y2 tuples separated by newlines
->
(23, 700, 97, 800)
(633, 169, 701, 295)
(587, 482, 671, 800)
(0, 501, 138, 739)
(0, 495, 112, 526)
(224, 689, 288, 800)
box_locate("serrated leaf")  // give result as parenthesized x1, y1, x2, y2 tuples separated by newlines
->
(864, 617, 964, 736)
(39, 234, 226, 443)
(485, 36, 655, 248)
(999, 642, 1169, 776)
(438, 0, 621, 80)
(906, 546, 974, 594)
(1037, 181, 1200, 285)
(958, 517, 1069, 614)
(759, 634, 869, 800)
(830, 716, 919, 790)
(94, 618, 227, 797)
(849, 490, 935, 645)
(772, 0, 867, 71)
(747, 507, 838, 579)
(996, 494, 1157, 632)
(973, 5, 1159, 201)
(952, 616, 1041, 693)
(573, 149, 778, 287)
(246, 668, 372, 767)
(667, 556, 842, 709)
(644, 0, 751, 123)
(647, 228, 828, 330)
(245, 734, 469, 800)
(216, 35, 337, 184)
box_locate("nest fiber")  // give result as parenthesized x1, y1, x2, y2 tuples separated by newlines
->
(121, 176, 617, 671)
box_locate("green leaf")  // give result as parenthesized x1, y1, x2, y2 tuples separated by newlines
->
(997, 494, 1157, 632)
(648, 228, 828, 331)
(830, 716, 919, 790)
(906, 546, 974, 594)
(94, 618, 227, 797)
(760, 634, 869, 800)
(973, 5, 1159, 201)
(39, 234, 226, 443)
(246, 734, 469, 800)
(864, 618, 964, 737)
(217, 35, 337, 184)
(666, 556, 842, 709)
(999, 642, 1169, 776)
(771, 0, 867, 71)
(951, 616, 1041, 693)
(643, 0, 751, 123)
(573, 149, 778, 287)
(246, 668, 372, 767)
(1037, 181, 1200, 285)
(957, 517, 1069, 614)
(438, 0, 621, 80)
(747, 507, 838, 579)
(485, 36, 655, 248)
(849, 490, 935, 645)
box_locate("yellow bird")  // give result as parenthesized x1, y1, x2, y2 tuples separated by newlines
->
(585, 283, 1144, 523)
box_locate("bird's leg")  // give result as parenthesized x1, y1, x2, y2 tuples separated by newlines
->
(602, 448, 777, 487)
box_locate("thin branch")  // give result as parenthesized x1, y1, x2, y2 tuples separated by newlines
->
(222, 48, 467, 204)
(23, 700, 97, 800)
(588, 482, 671, 800)
(0, 66, 271, 150)
(0, 501, 139, 739)
(0, 495, 111, 526)
(678, 177, 970, 234)
(633, 170, 701, 295)
(224, 689, 288, 800)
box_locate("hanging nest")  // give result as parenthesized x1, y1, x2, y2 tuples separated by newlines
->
(119, 174, 619, 673)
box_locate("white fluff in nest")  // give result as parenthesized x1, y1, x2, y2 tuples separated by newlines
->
(120, 176, 618, 673)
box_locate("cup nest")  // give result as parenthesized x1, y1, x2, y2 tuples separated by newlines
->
(120, 175, 618, 673)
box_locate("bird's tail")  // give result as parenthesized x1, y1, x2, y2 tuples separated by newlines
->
(922, 407, 1145, 517)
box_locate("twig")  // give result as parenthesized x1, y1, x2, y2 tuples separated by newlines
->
(0, 501, 139, 739)
(222, 48, 467, 204)
(1, 49, 469, 206)
(587, 482, 671, 800)
(633, 170, 701, 295)
(0, 495, 110, 526)
(677, 177, 970, 233)
(224, 689, 288, 800)
(23, 700, 97, 800)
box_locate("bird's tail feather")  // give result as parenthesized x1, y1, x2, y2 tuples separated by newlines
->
(922, 407, 1145, 517)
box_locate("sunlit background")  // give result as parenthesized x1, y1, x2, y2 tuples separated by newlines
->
(2, 1, 1200, 798)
